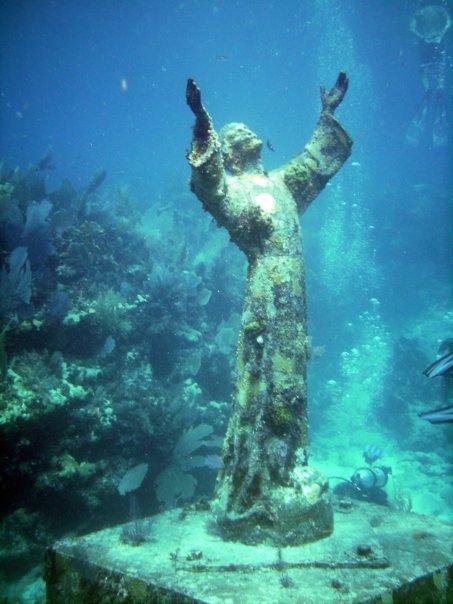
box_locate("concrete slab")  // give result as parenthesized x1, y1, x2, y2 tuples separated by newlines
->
(45, 500, 453, 603)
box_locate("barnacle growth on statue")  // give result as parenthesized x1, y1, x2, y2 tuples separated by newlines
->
(186, 75, 352, 545)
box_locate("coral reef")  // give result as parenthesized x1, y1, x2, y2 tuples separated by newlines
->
(0, 155, 234, 588)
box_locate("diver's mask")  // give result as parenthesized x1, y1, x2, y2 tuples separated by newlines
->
(351, 465, 392, 491)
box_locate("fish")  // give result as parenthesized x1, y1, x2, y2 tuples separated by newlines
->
(100, 336, 116, 358)
(266, 139, 275, 152)
(418, 405, 453, 425)
(202, 454, 224, 470)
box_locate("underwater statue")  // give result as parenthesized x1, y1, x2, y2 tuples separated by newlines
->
(186, 73, 352, 545)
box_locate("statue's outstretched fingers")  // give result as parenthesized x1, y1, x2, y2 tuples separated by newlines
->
(336, 71, 348, 93)
(321, 71, 349, 113)
(186, 78, 203, 116)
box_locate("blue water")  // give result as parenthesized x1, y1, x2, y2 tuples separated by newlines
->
(1, 2, 449, 182)
(1, 1, 451, 278)
(0, 0, 451, 600)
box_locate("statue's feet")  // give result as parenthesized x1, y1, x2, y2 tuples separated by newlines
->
(212, 466, 333, 546)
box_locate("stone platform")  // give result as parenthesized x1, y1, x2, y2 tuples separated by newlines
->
(45, 500, 452, 603)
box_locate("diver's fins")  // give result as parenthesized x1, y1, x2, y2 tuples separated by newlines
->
(423, 351, 453, 378)
(418, 404, 453, 424)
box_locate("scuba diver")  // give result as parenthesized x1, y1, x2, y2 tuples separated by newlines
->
(332, 446, 392, 506)
(406, 2, 451, 147)
(419, 338, 453, 424)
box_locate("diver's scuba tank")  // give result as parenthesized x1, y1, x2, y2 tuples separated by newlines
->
(351, 465, 392, 491)
(331, 447, 392, 504)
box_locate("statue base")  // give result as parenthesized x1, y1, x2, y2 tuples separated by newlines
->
(212, 465, 333, 545)
(45, 500, 452, 603)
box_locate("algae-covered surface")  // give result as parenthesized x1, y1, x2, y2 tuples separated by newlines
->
(46, 502, 452, 603)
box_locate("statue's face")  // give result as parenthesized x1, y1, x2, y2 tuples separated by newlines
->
(220, 123, 263, 175)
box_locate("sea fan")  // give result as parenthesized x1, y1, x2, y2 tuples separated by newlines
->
(0, 247, 32, 319)
(155, 423, 218, 507)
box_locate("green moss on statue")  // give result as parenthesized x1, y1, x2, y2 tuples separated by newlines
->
(244, 320, 266, 334)
(269, 399, 295, 432)
(283, 161, 313, 199)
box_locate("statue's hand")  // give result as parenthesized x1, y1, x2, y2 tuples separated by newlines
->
(186, 78, 211, 142)
(320, 71, 349, 114)
(186, 78, 205, 117)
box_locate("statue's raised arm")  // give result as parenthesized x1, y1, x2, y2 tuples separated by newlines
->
(278, 71, 353, 213)
(186, 79, 227, 217)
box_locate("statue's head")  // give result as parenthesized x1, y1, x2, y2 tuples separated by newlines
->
(219, 122, 263, 175)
